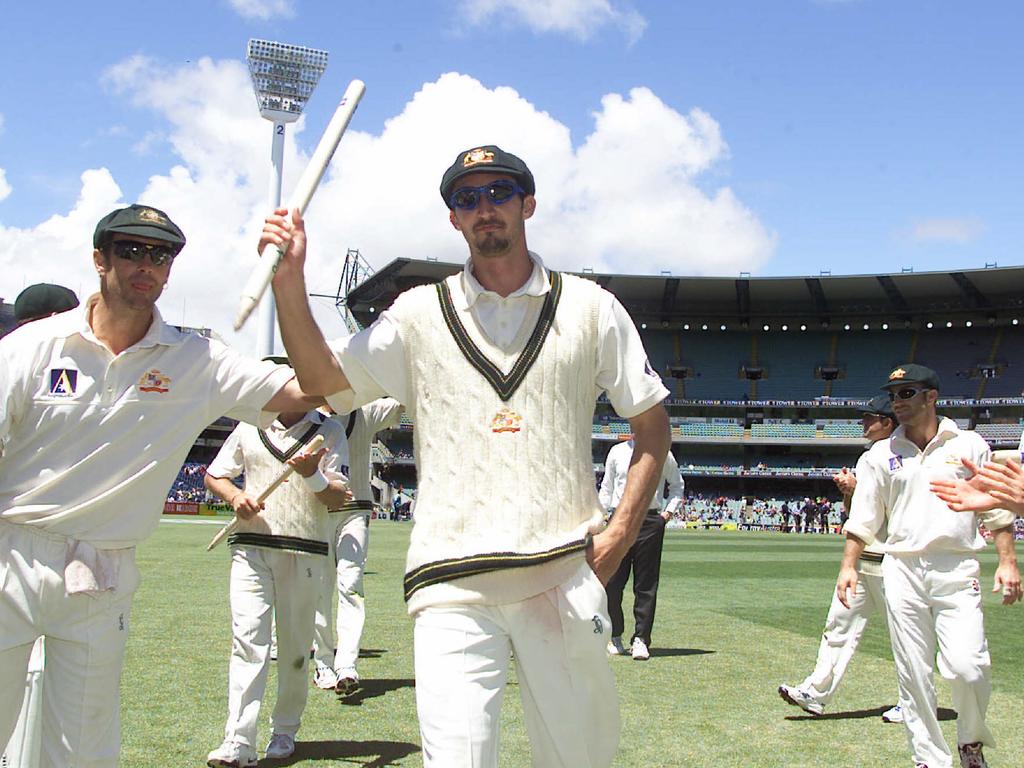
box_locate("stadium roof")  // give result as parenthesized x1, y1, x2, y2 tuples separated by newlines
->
(342, 259, 1024, 330)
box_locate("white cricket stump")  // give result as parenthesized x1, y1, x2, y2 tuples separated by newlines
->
(1, 636, 44, 768)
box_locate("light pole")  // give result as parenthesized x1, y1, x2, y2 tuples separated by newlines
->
(246, 39, 329, 358)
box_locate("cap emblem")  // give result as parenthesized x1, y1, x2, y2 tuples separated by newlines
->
(462, 148, 495, 168)
(889, 368, 906, 380)
(137, 207, 168, 224)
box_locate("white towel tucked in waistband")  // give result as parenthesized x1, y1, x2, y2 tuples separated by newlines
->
(64, 540, 122, 595)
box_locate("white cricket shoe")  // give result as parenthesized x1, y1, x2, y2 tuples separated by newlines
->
(335, 668, 361, 697)
(313, 660, 339, 690)
(882, 704, 904, 723)
(777, 684, 824, 716)
(206, 740, 258, 768)
(607, 636, 626, 656)
(631, 638, 650, 661)
(265, 733, 296, 760)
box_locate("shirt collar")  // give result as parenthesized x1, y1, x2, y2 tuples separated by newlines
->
(69, 294, 184, 351)
(891, 416, 960, 453)
(459, 251, 550, 309)
(272, 410, 324, 433)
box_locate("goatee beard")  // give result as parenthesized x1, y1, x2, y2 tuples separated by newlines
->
(476, 232, 511, 255)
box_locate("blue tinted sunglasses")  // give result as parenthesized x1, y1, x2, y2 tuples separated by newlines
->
(449, 180, 524, 211)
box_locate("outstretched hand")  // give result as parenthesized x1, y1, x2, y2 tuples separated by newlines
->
(930, 457, 1024, 515)
(287, 447, 326, 478)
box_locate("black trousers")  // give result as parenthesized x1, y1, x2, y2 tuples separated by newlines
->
(605, 509, 667, 645)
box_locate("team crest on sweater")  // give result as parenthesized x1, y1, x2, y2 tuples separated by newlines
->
(490, 407, 522, 433)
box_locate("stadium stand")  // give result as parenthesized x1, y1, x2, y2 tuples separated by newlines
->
(663, 330, 752, 400)
(913, 327, 1000, 398)
(828, 330, 915, 397)
(981, 326, 1024, 397)
(974, 423, 1023, 444)
(752, 331, 831, 400)
(69, 256, 1018, 531)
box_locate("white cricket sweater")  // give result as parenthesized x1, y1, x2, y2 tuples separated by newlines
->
(215, 415, 343, 555)
(391, 271, 606, 603)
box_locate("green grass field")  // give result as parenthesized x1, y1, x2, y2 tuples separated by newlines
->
(120, 520, 1024, 767)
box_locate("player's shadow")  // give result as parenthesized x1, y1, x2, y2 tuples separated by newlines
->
(786, 706, 957, 722)
(649, 648, 715, 658)
(358, 647, 388, 659)
(261, 739, 419, 767)
(336, 677, 416, 707)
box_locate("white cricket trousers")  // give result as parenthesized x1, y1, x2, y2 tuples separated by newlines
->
(800, 571, 888, 705)
(413, 561, 620, 768)
(222, 546, 322, 748)
(312, 513, 368, 675)
(884, 553, 994, 768)
(0, 522, 138, 768)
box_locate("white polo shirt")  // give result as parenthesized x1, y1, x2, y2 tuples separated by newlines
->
(846, 417, 1015, 555)
(0, 300, 293, 547)
(599, 439, 684, 512)
(325, 252, 668, 419)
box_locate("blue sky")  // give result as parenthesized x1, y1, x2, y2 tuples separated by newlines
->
(1, 1, 1021, 348)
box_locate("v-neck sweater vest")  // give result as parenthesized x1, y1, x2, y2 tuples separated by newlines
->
(390, 271, 606, 603)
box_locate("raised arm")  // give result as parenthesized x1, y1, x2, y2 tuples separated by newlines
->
(262, 207, 350, 397)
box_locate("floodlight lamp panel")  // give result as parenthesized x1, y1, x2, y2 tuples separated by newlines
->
(246, 39, 329, 120)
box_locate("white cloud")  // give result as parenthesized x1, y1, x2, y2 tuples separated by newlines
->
(0, 66, 773, 351)
(227, 0, 294, 20)
(908, 217, 986, 244)
(456, 0, 647, 44)
(0, 168, 10, 202)
(0, 168, 122, 304)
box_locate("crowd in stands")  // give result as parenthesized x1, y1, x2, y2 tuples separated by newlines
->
(164, 462, 1024, 541)
(669, 492, 842, 532)
(167, 462, 213, 503)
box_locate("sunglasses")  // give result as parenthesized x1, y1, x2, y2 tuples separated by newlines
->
(888, 386, 927, 401)
(108, 240, 178, 267)
(449, 180, 524, 211)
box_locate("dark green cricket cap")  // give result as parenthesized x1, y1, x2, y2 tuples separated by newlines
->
(439, 145, 535, 207)
(860, 394, 895, 418)
(93, 204, 186, 250)
(880, 363, 940, 392)
(14, 283, 79, 323)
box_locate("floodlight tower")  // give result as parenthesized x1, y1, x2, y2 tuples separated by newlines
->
(246, 39, 329, 357)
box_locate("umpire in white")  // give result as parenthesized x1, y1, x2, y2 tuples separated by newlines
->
(600, 437, 683, 660)
(837, 364, 1021, 768)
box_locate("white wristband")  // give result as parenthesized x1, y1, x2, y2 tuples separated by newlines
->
(303, 470, 329, 493)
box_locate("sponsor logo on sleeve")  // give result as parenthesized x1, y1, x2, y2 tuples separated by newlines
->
(888, 455, 903, 472)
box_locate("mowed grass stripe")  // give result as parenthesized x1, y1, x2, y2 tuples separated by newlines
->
(118, 521, 1023, 767)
